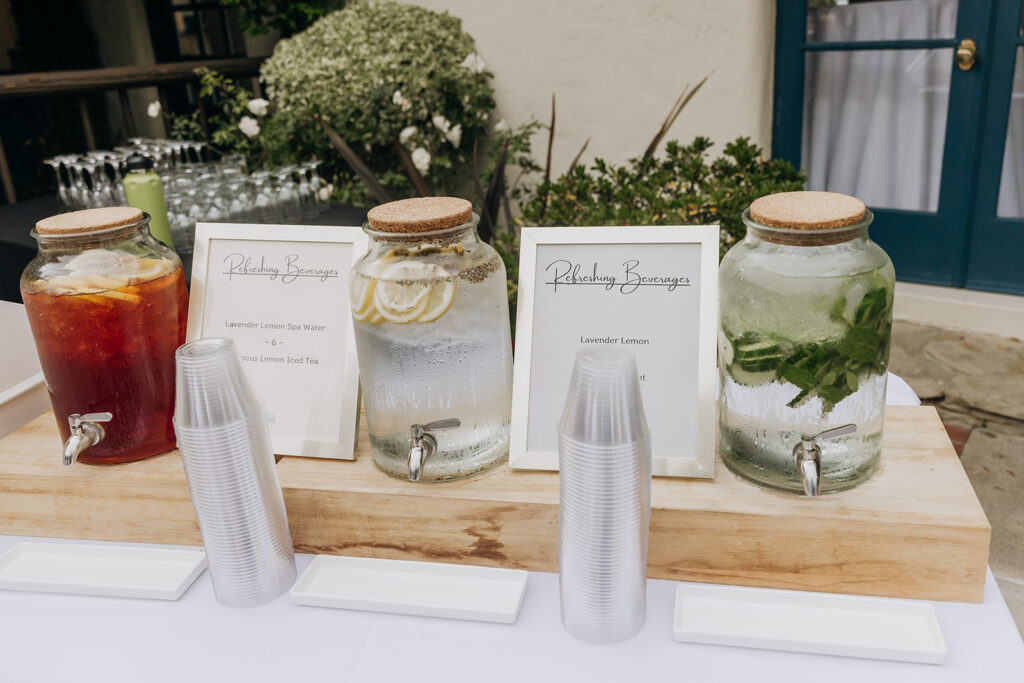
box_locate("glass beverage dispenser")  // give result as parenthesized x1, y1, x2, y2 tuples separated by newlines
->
(349, 197, 513, 481)
(20, 207, 187, 465)
(718, 191, 895, 496)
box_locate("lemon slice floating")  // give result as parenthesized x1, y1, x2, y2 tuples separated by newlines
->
(373, 261, 446, 324)
(133, 258, 168, 283)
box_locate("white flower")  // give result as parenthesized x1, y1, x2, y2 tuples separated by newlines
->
(460, 52, 487, 74)
(411, 147, 431, 174)
(431, 114, 451, 133)
(494, 118, 509, 134)
(399, 125, 418, 145)
(247, 98, 270, 116)
(445, 123, 462, 149)
(317, 183, 334, 202)
(392, 90, 404, 107)
(238, 116, 261, 138)
(146, 101, 161, 118)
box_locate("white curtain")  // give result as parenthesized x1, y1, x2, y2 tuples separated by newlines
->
(997, 47, 1024, 217)
(802, 0, 957, 212)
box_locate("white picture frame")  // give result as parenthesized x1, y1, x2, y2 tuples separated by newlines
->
(509, 225, 718, 478)
(187, 223, 365, 460)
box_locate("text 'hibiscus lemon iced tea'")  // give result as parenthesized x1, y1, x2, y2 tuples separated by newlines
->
(349, 198, 513, 482)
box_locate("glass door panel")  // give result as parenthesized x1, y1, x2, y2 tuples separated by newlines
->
(806, 0, 958, 43)
(964, 0, 1024, 294)
(802, 47, 952, 211)
(997, 47, 1024, 217)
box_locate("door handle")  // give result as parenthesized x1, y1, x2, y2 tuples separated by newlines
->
(956, 38, 978, 71)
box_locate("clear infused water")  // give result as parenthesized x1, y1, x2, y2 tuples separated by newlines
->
(719, 373, 885, 493)
(352, 268, 512, 481)
(718, 253, 893, 495)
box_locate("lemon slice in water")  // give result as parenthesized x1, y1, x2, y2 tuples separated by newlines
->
(349, 273, 377, 320)
(373, 261, 444, 324)
(417, 278, 455, 323)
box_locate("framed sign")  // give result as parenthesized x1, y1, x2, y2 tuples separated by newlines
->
(187, 223, 365, 460)
(509, 226, 718, 477)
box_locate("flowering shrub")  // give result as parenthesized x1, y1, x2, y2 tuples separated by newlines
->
(160, 68, 278, 167)
(260, 1, 496, 204)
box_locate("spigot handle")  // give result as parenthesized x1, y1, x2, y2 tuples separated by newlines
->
(64, 412, 112, 466)
(814, 424, 857, 442)
(424, 418, 461, 432)
(69, 412, 113, 429)
(408, 418, 461, 482)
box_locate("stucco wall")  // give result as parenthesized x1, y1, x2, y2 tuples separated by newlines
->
(414, 0, 776, 171)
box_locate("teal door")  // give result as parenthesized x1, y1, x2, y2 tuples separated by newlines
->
(774, 0, 1024, 295)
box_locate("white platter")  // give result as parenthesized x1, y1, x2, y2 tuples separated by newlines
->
(0, 542, 207, 601)
(290, 555, 528, 624)
(673, 583, 947, 664)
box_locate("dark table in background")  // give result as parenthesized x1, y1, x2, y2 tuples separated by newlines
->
(0, 198, 369, 303)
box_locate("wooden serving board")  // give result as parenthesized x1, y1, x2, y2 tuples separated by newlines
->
(0, 406, 990, 602)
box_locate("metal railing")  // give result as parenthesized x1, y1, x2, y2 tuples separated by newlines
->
(0, 57, 264, 204)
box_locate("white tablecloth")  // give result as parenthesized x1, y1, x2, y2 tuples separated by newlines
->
(5, 302, 1006, 681)
(0, 535, 1021, 683)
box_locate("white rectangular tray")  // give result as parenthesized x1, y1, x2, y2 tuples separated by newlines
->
(290, 555, 528, 624)
(674, 583, 947, 664)
(0, 542, 207, 601)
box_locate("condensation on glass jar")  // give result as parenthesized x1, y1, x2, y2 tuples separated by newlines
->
(718, 191, 895, 496)
(20, 207, 187, 465)
(349, 197, 513, 482)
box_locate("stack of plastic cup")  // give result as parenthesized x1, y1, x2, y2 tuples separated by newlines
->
(173, 338, 296, 607)
(558, 348, 651, 643)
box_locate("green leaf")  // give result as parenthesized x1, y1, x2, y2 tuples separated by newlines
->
(819, 383, 854, 406)
(837, 325, 881, 364)
(829, 295, 849, 325)
(787, 388, 812, 409)
(846, 371, 859, 391)
(777, 362, 816, 391)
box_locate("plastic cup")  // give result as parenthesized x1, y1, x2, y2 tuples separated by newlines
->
(558, 348, 651, 644)
(174, 338, 296, 607)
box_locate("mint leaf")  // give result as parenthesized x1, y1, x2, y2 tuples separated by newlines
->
(777, 361, 816, 391)
(725, 280, 892, 415)
(837, 325, 880, 364)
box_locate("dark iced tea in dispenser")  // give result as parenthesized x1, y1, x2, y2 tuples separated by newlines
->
(20, 207, 187, 465)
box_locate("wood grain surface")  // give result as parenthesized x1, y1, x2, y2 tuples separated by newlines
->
(0, 406, 990, 601)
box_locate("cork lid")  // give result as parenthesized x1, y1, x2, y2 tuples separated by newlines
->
(749, 191, 866, 230)
(367, 197, 473, 233)
(36, 207, 144, 235)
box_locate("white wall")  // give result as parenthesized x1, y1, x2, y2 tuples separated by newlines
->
(415, 0, 776, 173)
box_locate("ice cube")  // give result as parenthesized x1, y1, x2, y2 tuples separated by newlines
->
(66, 249, 137, 278)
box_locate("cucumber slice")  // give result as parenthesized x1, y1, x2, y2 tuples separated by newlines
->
(735, 341, 781, 359)
(728, 364, 775, 387)
(735, 357, 779, 372)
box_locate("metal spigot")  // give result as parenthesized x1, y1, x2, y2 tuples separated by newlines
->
(792, 424, 857, 497)
(408, 418, 460, 482)
(63, 412, 113, 465)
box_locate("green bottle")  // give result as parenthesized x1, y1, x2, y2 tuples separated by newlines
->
(123, 154, 175, 248)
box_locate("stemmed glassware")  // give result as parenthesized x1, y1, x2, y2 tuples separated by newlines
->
(44, 138, 331, 254)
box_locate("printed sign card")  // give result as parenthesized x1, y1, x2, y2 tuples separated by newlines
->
(187, 223, 365, 459)
(510, 226, 718, 477)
